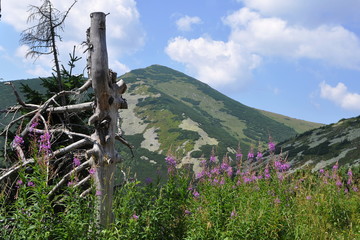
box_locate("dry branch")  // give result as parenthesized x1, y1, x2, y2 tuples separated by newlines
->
(46, 102, 93, 113)
(77, 78, 92, 93)
(73, 174, 91, 188)
(4, 82, 39, 108)
(50, 139, 91, 157)
(48, 159, 91, 196)
(0, 158, 35, 182)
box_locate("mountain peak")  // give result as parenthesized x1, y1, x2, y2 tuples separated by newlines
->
(118, 65, 322, 178)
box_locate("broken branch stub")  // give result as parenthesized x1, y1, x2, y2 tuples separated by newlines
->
(87, 12, 127, 228)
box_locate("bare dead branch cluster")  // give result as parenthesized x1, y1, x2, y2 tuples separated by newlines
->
(1, 11, 131, 229)
(0, 68, 130, 201)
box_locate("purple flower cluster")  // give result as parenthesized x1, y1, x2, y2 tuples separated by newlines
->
(73, 157, 81, 167)
(347, 169, 353, 185)
(247, 152, 254, 160)
(29, 120, 39, 133)
(268, 142, 276, 152)
(264, 168, 271, 179)
(256, 152, 263, 161)
(27, 181, 35, 187)
(165, 156, 176, 167)
(165, 155, 177, 174)
(14, 135, 24, 147)
(16, 179, 23, 188)
(192, 190, 200, 198)
(200, 159, 207, 168)
(274, 161, 290, 172)
(39, 132, 51, 153)
(332, 163, 339, 170)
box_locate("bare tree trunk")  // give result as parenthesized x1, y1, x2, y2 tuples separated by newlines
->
(87, 12, 127, 228)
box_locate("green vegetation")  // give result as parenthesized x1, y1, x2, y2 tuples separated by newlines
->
(118, 65, 322, 163)
(1, 144, 359, 239)
(275, 115, 360, 170)
(1, 64, 323, 171)
(258, 109, 324, 133)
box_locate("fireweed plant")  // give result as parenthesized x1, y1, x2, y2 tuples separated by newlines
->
(1, 134, 359, 239)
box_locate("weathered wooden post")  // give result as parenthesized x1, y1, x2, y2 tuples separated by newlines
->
(87, 12, 127, 228)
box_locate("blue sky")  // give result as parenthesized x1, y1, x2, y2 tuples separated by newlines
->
(1, 0, 360, 124)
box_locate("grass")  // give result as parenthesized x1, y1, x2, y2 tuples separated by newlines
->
(1, 143, 359, 239)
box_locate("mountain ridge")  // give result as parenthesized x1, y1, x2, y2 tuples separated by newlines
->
(116, 64, 323, 177)
(0, 65, 323, 178)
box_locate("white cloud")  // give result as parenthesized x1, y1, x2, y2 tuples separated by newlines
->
(238, 0, 360, 26)
(3, 0, 145, 77)
(320, 81, 360, 110)
(165, 36, 260, 89)
(176, 16, 202, 31)
(15, 44, 54, 77)
(224, 8, 360, 70)
(166, 7, 360, 90)
(110, 60, 130, 75)
(27, 65, 53, 77)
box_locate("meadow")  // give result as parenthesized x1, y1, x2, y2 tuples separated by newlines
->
(0, 137, 359, 240)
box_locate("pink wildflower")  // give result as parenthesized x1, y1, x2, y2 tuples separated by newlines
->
(193, 190, 200, 198)
(209, 155, 216, 163)
(14, 136, 24, 147)
(247, 151, 254, 160)
(332, 163, 338, 170)
(29, 120, 39, 132)
(73, 157, 81, 167)
(27, 181, 35, 187)
(268, 142, 276, 152)
(39, 132, 51, 153)
(336, 180, 342, 187)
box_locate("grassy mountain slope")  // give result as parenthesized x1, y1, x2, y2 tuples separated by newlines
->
(118, 65, 320, 176)
(258, 109, 324, 134)
(272, 115, 360, 171)
(0, 65, 322, 178)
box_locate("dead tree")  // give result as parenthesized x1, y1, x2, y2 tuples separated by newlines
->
(20, 0, 77, 106)
(86, 12, 127, 227)
(0, 12, 128, 229)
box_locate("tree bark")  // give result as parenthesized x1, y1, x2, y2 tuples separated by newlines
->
(87, 12, 127, 228)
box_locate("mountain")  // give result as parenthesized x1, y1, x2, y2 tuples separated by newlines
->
(0, 65, 322, 178)
(117, 65, 322, 177)
(270, 115, 360, 171)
